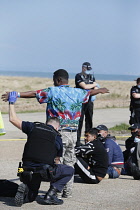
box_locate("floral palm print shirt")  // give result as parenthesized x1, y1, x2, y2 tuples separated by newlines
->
(36, 85, 90, 128)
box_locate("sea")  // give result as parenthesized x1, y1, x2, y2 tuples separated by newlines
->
(0, 70, 139, 81)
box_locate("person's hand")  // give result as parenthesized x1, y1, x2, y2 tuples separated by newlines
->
(1, 92, 9, 102)
(8, 91, 18, 104)
(99, 88, 109, 94)
(87, 166, 90, 170)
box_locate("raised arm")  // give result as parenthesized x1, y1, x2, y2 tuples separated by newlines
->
(19, 91, 36, 98)
(9, 104, 22, 130)
(90, 88, 109, 96)
(2, 91, 36, 102)
(8, 91, 22, 130)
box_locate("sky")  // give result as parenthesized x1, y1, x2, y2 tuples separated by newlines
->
(0, 0, 140, 75)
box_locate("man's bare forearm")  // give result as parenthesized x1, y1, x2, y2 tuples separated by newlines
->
(9, 104, 22, 130)
(79, 82, 97, 89)
(1, 90, 36, 102)
(90, 88, 109, 96)
(132, 93, 140, 99)
(19, 91, 36, 98)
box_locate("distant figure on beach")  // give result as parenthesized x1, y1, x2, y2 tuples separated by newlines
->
(75, 62, 99, 146)
(7, 91, 74, 206)
(2, 69, 109, 197)
(129, 77, 140, 124)
(75, 128, 108, 184)
(96, 124, 124, 179)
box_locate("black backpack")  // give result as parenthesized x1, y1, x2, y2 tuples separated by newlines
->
(0, 180, 18, 197)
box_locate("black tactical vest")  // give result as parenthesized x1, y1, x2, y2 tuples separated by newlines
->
(22, 122, 58, 165)
(80, 73, 95, 84)
(131, 86, 140, 109)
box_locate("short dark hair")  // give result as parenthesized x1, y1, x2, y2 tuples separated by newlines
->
(53, 69, 69, 80)
(46, 117, 60, 125)
(85, 128, 98, 137)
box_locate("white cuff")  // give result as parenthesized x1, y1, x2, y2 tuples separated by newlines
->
(17, 92, 20, 98)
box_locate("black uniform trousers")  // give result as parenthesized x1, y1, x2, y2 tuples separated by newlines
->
(77, 101, 93, 145)
(134, 109, 140, 124)
(22, 164, 74, 202)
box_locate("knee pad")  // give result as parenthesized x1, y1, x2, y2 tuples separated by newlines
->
(20, 171, 33, 184)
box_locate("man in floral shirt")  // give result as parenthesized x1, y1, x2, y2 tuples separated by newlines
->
(2, 69, 109, 197)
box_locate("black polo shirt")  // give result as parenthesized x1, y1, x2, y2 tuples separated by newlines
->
(130, 85, 140, 110)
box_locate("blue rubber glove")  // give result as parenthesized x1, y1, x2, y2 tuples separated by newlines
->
(8, 91, 18, 104)
(96, 83, 100, 88)
(90, 83, 100, 102)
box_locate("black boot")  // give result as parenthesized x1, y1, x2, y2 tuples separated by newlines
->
(131, 163, 140, 180)
(44, 186, 63, 205)
(15, 183, 29, 207)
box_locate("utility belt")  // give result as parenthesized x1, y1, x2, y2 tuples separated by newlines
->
(59, 129, 77, 132)
(17, 162, 56, 183)
(59, 126, 78, 133)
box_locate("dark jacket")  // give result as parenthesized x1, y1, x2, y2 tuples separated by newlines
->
(75, 139, 108, 177)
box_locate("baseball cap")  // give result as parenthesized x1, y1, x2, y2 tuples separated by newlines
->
(128, 123, 140, 130)
(134, 77, 140, 83)
(96, 125, 108, 131)
(82, 62, 92, 70)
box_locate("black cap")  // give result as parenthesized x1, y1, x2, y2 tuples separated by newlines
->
(82, 62, 92, 70)
(96, 125, 108, 131)
(128, 123, 140, 130)
(135, 78, 140, 84)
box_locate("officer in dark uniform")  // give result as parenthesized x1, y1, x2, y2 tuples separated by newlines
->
(123, 129, 140, 179)
(123, 123, 140, 162)
(122, 123, 140, 175)
(130, 77, 140, 124)
(75, 62, 98, 146)
(8, 91, 74, 207)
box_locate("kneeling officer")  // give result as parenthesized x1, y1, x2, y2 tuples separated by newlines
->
(8, 91, 74, 207)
